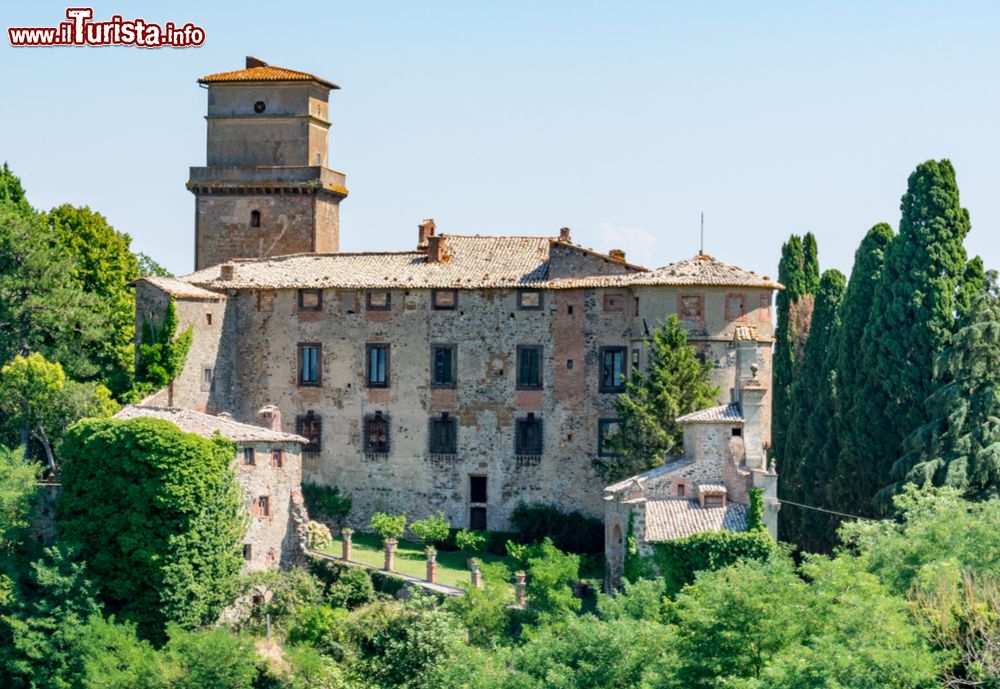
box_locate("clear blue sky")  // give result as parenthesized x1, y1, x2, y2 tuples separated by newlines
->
(3, 1, 998, 278)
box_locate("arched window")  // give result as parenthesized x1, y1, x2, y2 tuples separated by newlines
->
(250, 210, 261, 227)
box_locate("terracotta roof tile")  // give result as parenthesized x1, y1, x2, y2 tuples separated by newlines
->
(199, 64, 339, 90)
(676, 403, 744, 424)
(632, 253, 782, 290)
(134, 276, 226, 301)
(643, 498, 747, 541)
(114, 405, 307, 444)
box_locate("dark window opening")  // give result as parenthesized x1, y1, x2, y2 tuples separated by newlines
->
(517, 289, 543, 310)
(258, 495, 270, 517)
(566, 359, 573, 370)
(298, 344, 321, 386)
(469, 506, 487, 531)
(431, 344, 456, 388)
(515, 413, 543, 455)
(677, 484, 686, 497)
(271, 449, 283, 468)
(243, 447, 255, 465)
(250, 210, 261, 227)
(243, 544, 253, 560)
(732, 427, 742, 437)
(470, 475, 487, 503)
(366, 343, 389, 388)
(567, 304, 574, 315)
(364, 412, 390, 454)
(600, 347, 627, 392)
(299, 289, 323, 311)
(432, 289, 457, 310)
(516, 345, 543, 389)
(206, 313, 213, 326)
(598, 418, 621, 457)
(366, 290, 391, 311)
(429, 412, 457, 454)
(296, 411, 322, 453)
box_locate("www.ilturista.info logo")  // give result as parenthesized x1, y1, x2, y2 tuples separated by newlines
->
(8, 8, 205, 47)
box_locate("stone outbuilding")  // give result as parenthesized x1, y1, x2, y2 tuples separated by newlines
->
(603, 325, 779, 588)
(114, 404, 309, 571)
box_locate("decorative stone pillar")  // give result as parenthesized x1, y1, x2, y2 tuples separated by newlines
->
(515, 570, 527, 608)
(469, 560, 482, 589)
(426, 547, 437, 584)
(341, 528, 353, 561)
(383, 539, 397, 572)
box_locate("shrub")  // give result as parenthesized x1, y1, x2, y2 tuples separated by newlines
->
(455, 529, 486, 552)
(370, 512, 406, 542)
(525, 538, 581, 620)
(326, 566, 376, 610)
(301, 483, 352, 526)
(306, 521, 333, 550)
(747, 488, 765, 532)
(409, 512, 451, 545)
(650, 529, 776, 596)
(511, 502, 604, 555)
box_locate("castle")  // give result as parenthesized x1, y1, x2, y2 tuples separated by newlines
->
(133, 58, 779, 557)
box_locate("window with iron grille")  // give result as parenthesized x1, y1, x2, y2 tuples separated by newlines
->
(364, 412, 390, 454)
(429, 412, 457, 454)
(296, 411, 322, 453)
(515, 413, 543, 455)
(431, 344, 456, 388)
(516, 345, 543, 389)
(298, 343, 321, 386)
(599, 347, 627, 392)
(366, 343, 389, 388)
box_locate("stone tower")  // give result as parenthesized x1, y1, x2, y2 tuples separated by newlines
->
(188, 57, 348, 270)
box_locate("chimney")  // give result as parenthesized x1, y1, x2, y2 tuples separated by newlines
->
(219, 263, 235, 281)
(426, 235, 449, 263)
(609, 249, 626, 263)
(246, 56, 267, 68)
(558, 227, 572, 242)
(257, 405, 282, 432)
(418, 218, 436, 250)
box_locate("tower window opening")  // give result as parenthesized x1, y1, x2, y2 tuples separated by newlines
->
(250, 210, 261, 228)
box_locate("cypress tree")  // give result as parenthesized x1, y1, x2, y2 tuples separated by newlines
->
(780, 269, 846, 549)
(859, 160, 978, 511)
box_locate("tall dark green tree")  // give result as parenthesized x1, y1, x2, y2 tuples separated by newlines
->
(859, 160, 981, 511)
(597, 315, 720, 481)
(771, 233, 820, 472)
(886, 273, 1000, 500)
(781, 269, 846, 550)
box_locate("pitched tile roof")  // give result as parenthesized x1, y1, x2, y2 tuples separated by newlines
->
(133, 276, 227, 301)
(603, 457, 695, 494)
(199, 61, 339, 90)
(676, 403, 744, 424)
(632, 253, 782, 289)
(114, 405, 307, 444)
(643, 498, 747, 541)
(696, 483, 728, 495)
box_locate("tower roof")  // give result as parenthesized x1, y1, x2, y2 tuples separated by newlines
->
(632, 253, 783, 290)
(198, 56, 339, 90)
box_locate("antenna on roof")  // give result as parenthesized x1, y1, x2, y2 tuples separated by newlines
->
(699, 212, 704, 255)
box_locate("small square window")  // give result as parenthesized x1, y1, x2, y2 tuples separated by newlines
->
(599, 347, 627, 392)
(243, 447, 255, 466)
(299, 289, 323, 311)
(366, 290, 391, 311)
(732, 427, 742, 437)
(432, 289, 458, 310)
(431, 344, 457, 388)
(517, 289, 543, 310)
(515, 413, 543, 456)
(364, 412, 390, 454)
(598, 419, 621, 457)
(296, 411, 322, 453)
(366, 343, 390, 388)
(298, 344, 321, 386)
(429, 413, 457, 454)
(271, 449, 284, 468)
(516, 345, 543, 389)
(603, 293, 625, 312)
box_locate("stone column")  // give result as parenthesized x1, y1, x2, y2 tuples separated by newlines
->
(426, 547, 437, 584)
(383, 539, 397, 572)
(341, 529, 353, 561)
(470, 561, 482, 589)
(515, 571, 527, 608)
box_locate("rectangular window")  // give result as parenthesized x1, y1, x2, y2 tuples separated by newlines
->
(704, 494, 724, 507)
(726, 293, 747, 321)
(759, 293, 771, 323)
(432, 289, 458, 310)
(469, 506, 487, 531)
(258, 495, 270, 517)
(366, 290, 391, 311)
(296, 411, 322, 453)
(431, 344, 456, 388)
(679, 294, 704, 320)
(515, 413, 543, 456)
(599, 347, 627, 392)
(270, 449, 284, 468)
(243, 447, 255, 465)
(243, 544, 253, 560)
(298, 344, 321, 386)
(516, 345, 543, 389)
(517, 289, 543, 310)
(603, 293, 625, 312)
(206, 313, 213, 326)
(256, 291, 274, 312)
(429, 412, 457, 454)
(201, 366, 214, 392)
(298, 289, 323, 311)
(364, 412, 390, 454)
(470, 475, 487, 503)
(366, 343, 389, 388)
(598, 418, 621, 457)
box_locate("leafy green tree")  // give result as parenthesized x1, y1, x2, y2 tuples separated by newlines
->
(524, 538, 580, 621)
(137, 252, 173, 278)
(860, 160, 981, 511)
(887, 273, 1000, 500)
(0, 446, 39, 561)
(163, 624, 259, 689)
(771, 233, 820, 473)
(58, 417, 245, 640)
(0, 353, 117, 473)
(71, 615, 168, 689)
(598, 315, 719, 481)
(46, 205, 140, 398)
(134, 299, 193, 398)
(445, 579, 514, 647)
(0, 162, 30, 210)
(780, 269, 846, 550)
